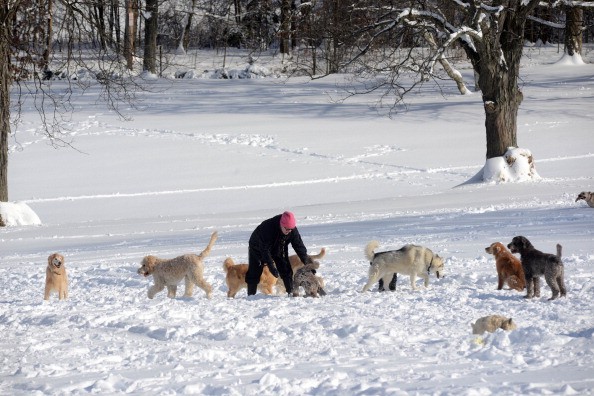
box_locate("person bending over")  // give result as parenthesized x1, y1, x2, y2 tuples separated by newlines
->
(246, 211, 312, 296)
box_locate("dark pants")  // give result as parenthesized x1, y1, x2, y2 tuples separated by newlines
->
(247, 247, 293, 294)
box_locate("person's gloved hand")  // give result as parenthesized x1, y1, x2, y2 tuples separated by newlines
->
(267, 263, 279, 278)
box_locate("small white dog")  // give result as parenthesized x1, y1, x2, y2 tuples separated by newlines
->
(45, 253, 68, 300)
(472, 315, 517, 334)
(362, 241, 444, 292)
(137, 231, 218, 299)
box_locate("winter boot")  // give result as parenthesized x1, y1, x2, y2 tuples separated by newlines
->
(247, 283, 257, 296)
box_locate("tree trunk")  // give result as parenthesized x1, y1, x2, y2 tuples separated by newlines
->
(124, 0, 138, 70)
(182, 0, 197, 51)
(42, 0, 53, 71)
(279, 0, 291, 54)
(474, 5, 532, 159)
(0, 6, 11, 202)
(564, 6, 583, 56)
(143, 0, 158, 73)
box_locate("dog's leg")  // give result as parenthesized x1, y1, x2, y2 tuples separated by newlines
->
(148, 282, 165, 299)
(497, 272, 505, 290)
(361, 265, 382, 292)
(183, 275, 195, 297)
(409, 274, 418, 291)
(545, 268, 561, 300)
(558, 268, 567, 298)
(422, 272, 430, 288)
(524, 277, 534, 299)
(533, 277, 541, 298)
(191, 271, 212, 299)
(167, 285, 177, 298)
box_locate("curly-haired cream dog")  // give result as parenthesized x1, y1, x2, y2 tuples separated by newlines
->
(223, 257, 277, 298)
(485, 242, 525, 291)
(507, 236, 566, 300)
(138, 231, 218, 299)
(576, 191, 594, 208)
(472, 315, 517, 334)
(293, 261, 326, 297)
(45, 253, 68, 300)
(362, 242, 444, 292)
(276, 248, 327, 294)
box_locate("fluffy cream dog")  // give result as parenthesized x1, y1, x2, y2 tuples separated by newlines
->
(44, 253, 68, 300)
(137, 231, 218, 299)
(223, 257, 277, 298)
(472, 315, 517, 334)
(362, 241, 444, 292)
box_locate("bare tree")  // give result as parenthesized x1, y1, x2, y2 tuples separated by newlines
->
(337, 0, 549, 161)
(1, 0, 144, 206)
(143, 0, 159, 73)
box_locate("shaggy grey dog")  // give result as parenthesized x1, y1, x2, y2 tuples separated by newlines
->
(293, 262, 326, 297)
(507, 236, 566, 300)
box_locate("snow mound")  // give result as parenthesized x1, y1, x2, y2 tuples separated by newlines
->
(0, 202, 41, 226)
(483, 147, 540, 183)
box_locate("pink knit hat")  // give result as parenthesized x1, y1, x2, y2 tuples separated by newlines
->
(280, 211, 296, 229)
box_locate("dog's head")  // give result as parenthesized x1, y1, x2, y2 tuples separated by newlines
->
(48, 253, 65, 271)
(485, 242, 507, 256)
(576, 191, 592, 202)
(138, 256, 158, 277)
(429, 255, 445, 278)
(507, 236, 533, 254)
(500, 318, 517, 331)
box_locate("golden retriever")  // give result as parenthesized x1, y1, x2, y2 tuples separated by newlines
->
(44, 253, 68, 300)
(137, 231, 217, 299)
(485, 242, 525, 291)
(223, 257, 278, 298)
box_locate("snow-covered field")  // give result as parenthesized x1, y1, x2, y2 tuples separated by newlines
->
(1, 46, 593, 395)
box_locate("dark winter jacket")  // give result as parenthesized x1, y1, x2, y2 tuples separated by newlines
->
(248, 214, 309, 268)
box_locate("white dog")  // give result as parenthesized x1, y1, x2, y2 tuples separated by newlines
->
(361, 241, 444, 292)
(137, 231, 218, 299)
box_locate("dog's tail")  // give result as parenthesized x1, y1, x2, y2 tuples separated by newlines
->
(310, 247, 326, 261)
(556, 244, 562, 259)
(365, 241, 380, 262)
(198, 231, 218, 259)
(223, 257, 234, 273)
(318, 287, 327, 297)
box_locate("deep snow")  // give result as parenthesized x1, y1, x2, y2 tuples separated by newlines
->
(1, 46, 593, 395)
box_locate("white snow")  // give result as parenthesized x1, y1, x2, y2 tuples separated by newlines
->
(1, 46, 593, 395)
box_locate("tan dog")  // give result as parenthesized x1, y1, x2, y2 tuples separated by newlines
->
(223, 257, 278, 298)
(137, 231, 217, 299)
(45, 253, 68, 300)
(289, 247, 326, 272)
(276, 248, 327, 294)
(472, 315, 517, 334)
(485, 242, 525, 291)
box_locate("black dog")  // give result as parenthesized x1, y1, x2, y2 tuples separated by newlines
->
(507, 236, 566, 300)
